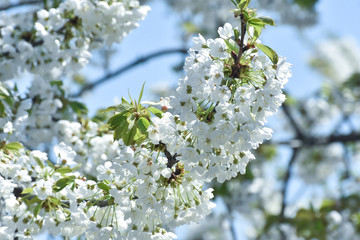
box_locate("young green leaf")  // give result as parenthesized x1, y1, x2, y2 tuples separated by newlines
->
(137, 117, 150, 134)
(55, 167, 73, 175)
(33, 156, 45, 169)
(97, 182, 111, 192)
(0, 85, 10, 97)
(134, 128, 146, 145)
(258, 16, 276, 26)
(224, 39, 240, 53)
(113, 120, 128, 141)
(123, 126, 137, 146)
(237, 0, 250, 10)
(256, 43, 279, 64)
(47, 160, 55, 169)
(128, 89, 134, 106)
(230, 0, 237, 7)
(128, 118, 135, 130)
(251, 26, 262, 42)
(53, 177, 73, 192)
(138, 82, 146, 104)
(148, 107, 163, 118)
(248, 18, 266, 28)
(49, 197, 61, 205)
(5, 142, 23, 152)
(0, 101, 5, 118)
(69, 101, 88, 115)
(34, 202, 43, 218)
(108, 112, 128, 130)
(21, 188, 34, 195)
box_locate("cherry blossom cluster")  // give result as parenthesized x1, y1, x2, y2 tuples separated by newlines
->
(164, 24, 291, 183)
(0, 1, 292, 239)
(1, 118, 215, 239)
(0, 0, 150, 81)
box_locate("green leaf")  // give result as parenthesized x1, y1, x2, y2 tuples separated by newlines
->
(134, 128, 146, 145)
(48, 197, 61, 205)
(294, 0, 318, 9)
(224, 39, 240, 53)
(128, 118, 135, 130)
(237, 0, 250, 9)
(47, 160, 55, 169)
(251, 26, 262, 42)
(128, 89, 134, 106)
(0, 85, 10, 97)
(118, 103, 132, 113)
(34, 202, 43, 218)
(234, 28, 240, 41)
(248, 18, 266, 28)
(148, 107, 163, 118)
(121, 97, 130, 106)
(33, 157, 45, 169)
(113, 120, 128, 141)
(123, 126, 137, 146)
(104, 98, 132, 113)
(5, 142, 23, 152)
(0, 100, 5, 118)
(230, 0, 237, 6)
(69, 101, 88, 115)
(55, 167, 73, 175)
(137, 117, 150, 134)
(0, 85, 13, 106)
(256, 43, 279, 64)
(53, 177, 73, 192)
(138, 82, 146, 104)
(108, 112, 128, 130)
(50, 80, 63, 87)
(97, 182, 111, 192)
(21, 188, 34, 195)
(258, 16, 276, 26)
(248, 17, 275, 29)
(103, 105, 117, 112)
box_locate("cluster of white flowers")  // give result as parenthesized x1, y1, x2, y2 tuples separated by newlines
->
(0, 1, 292, 239)
(0, 0, 150, 81)
(0, 122, 216, 239)
(164, 23, 291, 183)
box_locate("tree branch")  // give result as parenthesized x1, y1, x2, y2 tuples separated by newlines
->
(267, 132, 360, 148)
(0, 0, 41, 11)
(230, 13, 247, 79)
(281, 103, 305, 139)
(71, 48, 188, 98)
(279, 148, 299, 221)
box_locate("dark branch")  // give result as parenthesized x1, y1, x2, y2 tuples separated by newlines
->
(281, 103, 305, 139)
(230, 13, 247, 79)
(279, 148, 299, 220)
(268, 132, 360, 148)
(71, 48, 188, 98)
(0, 0, 41, 11)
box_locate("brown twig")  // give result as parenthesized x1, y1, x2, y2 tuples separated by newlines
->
(71, 48, 188, 98)
(266, 132, 360, 147)
(0, 0, 41, 11)
(230, 13, 247, 79)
